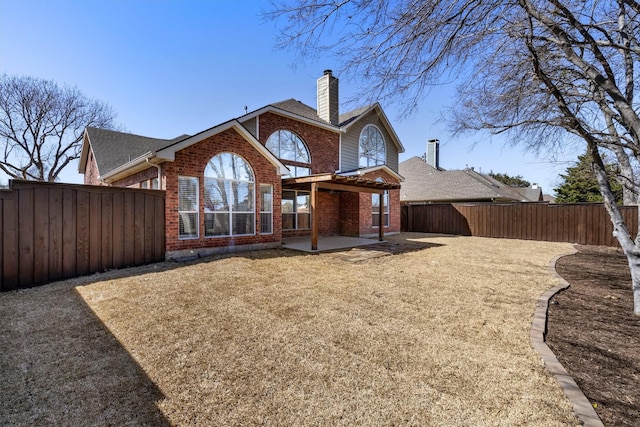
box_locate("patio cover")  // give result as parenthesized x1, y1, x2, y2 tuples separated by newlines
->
(282, 173, 401, 250)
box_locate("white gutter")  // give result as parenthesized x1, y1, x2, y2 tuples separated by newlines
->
(99, 151, 154, 182)
(146, 157, 162, 189)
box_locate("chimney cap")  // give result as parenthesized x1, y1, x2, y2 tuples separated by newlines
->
(323, 69, 333, 75)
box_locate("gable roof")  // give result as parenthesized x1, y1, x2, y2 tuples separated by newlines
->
(81, 122, 289, 183)
(238, 99, 405, 153)
(155, 120, 289, 176)
(78, 127, 187, 176)
(338, 164, 404, 182)
(82, 96, 404, 183)
(511, 186, 543, 202)
(271, 99, 327, 124)
(399, 156, 540, 203)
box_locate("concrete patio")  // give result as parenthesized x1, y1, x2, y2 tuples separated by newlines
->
(282, 235, 383, 252)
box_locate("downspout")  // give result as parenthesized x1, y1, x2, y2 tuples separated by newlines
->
(146, 157, 162, 189)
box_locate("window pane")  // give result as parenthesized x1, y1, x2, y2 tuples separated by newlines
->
(206, 153, 254, 182)
(372, 193, 380, 209)
(233, 213, 254, 235)
(282, 191, 295, 213)
(178, 177, 198, 211)
(282, 213, 295, 230)
(260, 184, 273, 234)
(294, 166, 311, 177)
(204, 178, 229, 212)
(232, 155, 254, 181)
(205, 212, 230, 236)
(372, 187, 389, 227)
(232, 181, 254, 211)
(265, 132, 280, 156)
(297, 194, 309, 213)
(266, 130, 310, 164)
(297, 213, 310, 229)
(260, 213, 272, 234)
(260, 184, 272, 212)
(372, 213, 380, 227)
(204, 153, 255, 237)
(179, 212, 198, 238)
(359, 125, 385, 167)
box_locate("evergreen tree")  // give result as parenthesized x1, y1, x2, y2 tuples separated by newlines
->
(554, 154, 623, 204)
(488, 172, 531, 188)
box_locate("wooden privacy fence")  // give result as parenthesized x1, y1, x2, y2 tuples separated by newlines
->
(1, 180, 165, 291)
(402, 202, 638, 247)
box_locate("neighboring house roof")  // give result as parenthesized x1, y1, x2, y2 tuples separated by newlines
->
(399, 156, 542, 203)
(512, 186, 544, 202)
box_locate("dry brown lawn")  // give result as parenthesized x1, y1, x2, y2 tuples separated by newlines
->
(0, 233, 581, 426)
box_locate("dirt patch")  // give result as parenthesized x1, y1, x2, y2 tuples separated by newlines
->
(547, 245, 640, 426)
(322, 239, 443, 262)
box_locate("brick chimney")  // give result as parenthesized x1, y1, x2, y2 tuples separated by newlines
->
(317, 70, 339, 125)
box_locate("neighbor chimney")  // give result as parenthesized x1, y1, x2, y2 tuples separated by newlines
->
(317, 70, 339, 125)
(427, 139, 440, 169)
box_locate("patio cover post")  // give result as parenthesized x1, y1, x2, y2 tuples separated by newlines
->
(311, 182, 318, 250)
(379, 191, 384, 241)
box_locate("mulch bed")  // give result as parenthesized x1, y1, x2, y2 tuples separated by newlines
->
(547, 245, 640, 426)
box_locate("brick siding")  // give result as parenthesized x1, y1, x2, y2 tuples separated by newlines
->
(81, 108, 402, 254)
(257, 112, 339, 174)
(163, 128, 282, 253)
(112, 167, 159, 188)
(83, 150, 106, 186)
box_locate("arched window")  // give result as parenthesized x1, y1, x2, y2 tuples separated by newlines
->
(359, 124, 386, 168)
(203, 153, 255, 237)
(266, 130, 311, 177)
(372, 178, 389, 227)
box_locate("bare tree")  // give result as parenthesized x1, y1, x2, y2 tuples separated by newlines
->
(0, 74, 116, 182)
(268, 0, 640, 313)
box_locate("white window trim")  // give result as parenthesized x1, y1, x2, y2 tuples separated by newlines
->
(266, 130, 312, 177)
(204, 153, 256, 238)
(260, 184, 273, 235)
(282, 190, 311, 230)
(178, 175, 199, 240)
(359, 124, 386, 168)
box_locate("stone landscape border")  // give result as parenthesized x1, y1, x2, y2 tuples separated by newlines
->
(530, 250, 604, 427)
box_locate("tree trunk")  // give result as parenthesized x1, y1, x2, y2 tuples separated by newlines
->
(627, 253, 640, 315)
(590, 143, 640, 314)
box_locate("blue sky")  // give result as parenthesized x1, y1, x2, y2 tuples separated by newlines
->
(0, 0, 580, 194)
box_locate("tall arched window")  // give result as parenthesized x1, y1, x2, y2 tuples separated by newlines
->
(359, 124, 386, 168)
(203, 153, 255, 237)
(266, 130, 311, 177)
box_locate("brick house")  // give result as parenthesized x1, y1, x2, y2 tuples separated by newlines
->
(79, 71, 404, 259)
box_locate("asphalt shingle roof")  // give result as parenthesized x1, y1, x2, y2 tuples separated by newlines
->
(86, 127, 187, 176)
(270, 98, 376, 128)
(399, 156, 540, 203)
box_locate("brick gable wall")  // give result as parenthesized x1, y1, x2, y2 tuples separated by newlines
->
(83, 149, 107, 186)
(163, 128, 282, 254)
(257, 112, 339, 174)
